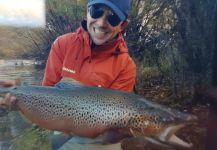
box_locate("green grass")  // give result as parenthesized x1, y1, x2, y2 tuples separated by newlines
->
(10, 126, 52, 150)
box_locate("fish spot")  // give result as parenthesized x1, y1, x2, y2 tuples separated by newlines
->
(144, 121, 149, 126)
(162, 118, 167, 122)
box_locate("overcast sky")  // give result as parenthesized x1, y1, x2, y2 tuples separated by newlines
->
(0, 0, 45, 27)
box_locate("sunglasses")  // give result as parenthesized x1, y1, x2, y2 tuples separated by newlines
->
(88, 5, 121, 27)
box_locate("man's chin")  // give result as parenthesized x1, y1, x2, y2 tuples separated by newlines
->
(92, 38, 107, 45)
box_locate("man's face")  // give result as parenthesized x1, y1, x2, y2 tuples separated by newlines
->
(87, 5, 123, 45)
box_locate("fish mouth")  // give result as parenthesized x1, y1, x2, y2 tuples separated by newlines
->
(158, 124, 193, 148)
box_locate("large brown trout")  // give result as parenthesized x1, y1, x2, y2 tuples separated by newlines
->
(0, 79, 197, 148)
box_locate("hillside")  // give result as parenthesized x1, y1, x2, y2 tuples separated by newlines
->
(0, 26, 39, 59)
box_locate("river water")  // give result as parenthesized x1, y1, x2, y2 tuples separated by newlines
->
(0, 59, 45, 150)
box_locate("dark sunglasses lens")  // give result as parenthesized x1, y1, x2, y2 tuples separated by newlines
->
(89, 5, 103, 19)
(89, 5, 121, 27)
(108, 14, 121, 27)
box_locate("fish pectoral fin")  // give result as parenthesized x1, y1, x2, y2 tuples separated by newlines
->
(100, 129, 132, 144)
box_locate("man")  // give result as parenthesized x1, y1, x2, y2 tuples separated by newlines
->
(0, 0, 136, 149)
(42, 0, 136, 92)
(0, 0, 135, 108)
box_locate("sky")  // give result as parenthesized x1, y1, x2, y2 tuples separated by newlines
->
(0, 0, 45, 27)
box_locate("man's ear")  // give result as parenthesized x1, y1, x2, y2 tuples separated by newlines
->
(121, 20, 129, 31)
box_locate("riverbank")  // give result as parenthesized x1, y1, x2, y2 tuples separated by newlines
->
(0, 26, 42, 59)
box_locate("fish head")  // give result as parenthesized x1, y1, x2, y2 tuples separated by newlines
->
(129, 112, 197, 148)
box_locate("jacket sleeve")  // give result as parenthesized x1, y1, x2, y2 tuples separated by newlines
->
(42, 38, 64, 86)
(110, 57, 136, 92)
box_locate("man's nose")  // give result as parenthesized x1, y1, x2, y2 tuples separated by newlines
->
(96, 15, 108, 27)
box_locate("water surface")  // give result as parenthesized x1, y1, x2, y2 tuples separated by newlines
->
(0, 59, 45, 150)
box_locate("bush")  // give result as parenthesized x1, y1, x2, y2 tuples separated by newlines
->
(23, 0, 86, 62)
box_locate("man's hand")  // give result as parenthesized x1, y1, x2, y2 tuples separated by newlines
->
(0, 80, 17, 110)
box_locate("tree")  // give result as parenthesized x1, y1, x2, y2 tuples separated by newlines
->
(126, 0, 216, 100)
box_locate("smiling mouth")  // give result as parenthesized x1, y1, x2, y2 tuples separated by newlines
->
(93, 27, 109, 36)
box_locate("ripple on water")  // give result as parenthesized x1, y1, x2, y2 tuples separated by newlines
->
(0, 59, 44, 84)
(0, 59, 44, 148)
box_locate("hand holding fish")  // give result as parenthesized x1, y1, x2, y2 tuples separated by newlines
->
(0, 80, 17, 110)
(0, 80, 18, 87)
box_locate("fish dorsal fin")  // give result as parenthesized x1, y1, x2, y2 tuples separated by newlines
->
(55, 78, 83, 89)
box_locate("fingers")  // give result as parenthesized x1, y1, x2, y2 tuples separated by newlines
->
(0, 80, 18, 110)
(0, 93, 17, 110)
(0, 80, 17, 87)
(0, 97, 7, 109)
(5, 93, 17, 105)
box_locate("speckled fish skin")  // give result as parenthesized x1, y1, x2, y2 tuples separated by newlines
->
(0, 81, 197, 147)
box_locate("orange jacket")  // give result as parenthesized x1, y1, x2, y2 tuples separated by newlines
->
(42, 22, 136, 92)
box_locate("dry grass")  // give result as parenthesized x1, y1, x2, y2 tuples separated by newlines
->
(0, 26, 39, 59)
